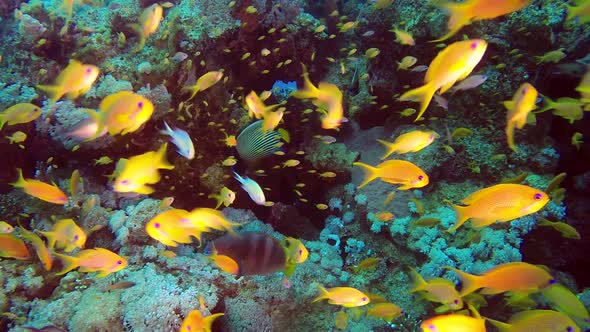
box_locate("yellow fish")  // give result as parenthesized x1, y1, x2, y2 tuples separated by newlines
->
(397, 56, 418, 70)
(222, 156, 237, 166)
(37, 60, 99, 103)
(538, 218, 581, 240)
(487, 310, 580, 332)
(542, 283, 590, 323)
(391, 28, 415, 46)
(20, 227, 53, 271)
(366, 302, 403, 322)
(448, 183, 549, 232)
(187, 208, 241, 235)
(535, 48, 566, 64)
(245, 90, 280, 119)
(409, 268, 463, 312)
(39, 218, 87, 253)
(0, 103, 42, 130)
(130, 4, 163, 52)
(537, 96, 584, 124)
(312, 284, 371, 308)
(54, 248, 127, 278)
(208, 187, 236, 209)
(282, 159, 300, 167)
(571, 132, 583, 150)
(182, 71, 224, 100)
(399, 39, 487, 121)
(503, 83, 538, 151)
(11, 168, 68, 204)
(0, 233, 30, 260)
(353, 160, 429, 189)
(447, 262, 554, 297)
(94, 156, 113, 165)
(6, 131, 27, 144)
(433, 0, 531, 42)
(113, 143, 174, 194)
(146, 209, 205, 247)
(421, 312, 486, 332)
(377, 130, 439, 159)
(350, 257, 382, 273)
(0, 221, 14, 234)
(180, 298, 224, 332)
(261, 109, 284, 134)
(87, 91, 154, 140)
(567, 0, 590, 23)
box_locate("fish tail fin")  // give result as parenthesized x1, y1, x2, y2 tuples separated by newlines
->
(38, 231, 57, 250)
(376, 139, 397, 160)
(155, 143, 175, 170)
(445, 266, 482, 297)
(53, 252, 80, 276)
(566, 5, 576, 21)
(0, 113, 6, 130)
(408, 268, 428, 293)
(36, 84, 64, 104)
(446, 204, 470, 233)
(535, 95, 554, 113)
(399, 82, 437, 122)
(81, 108, 105, 142)
(181, 84, 200, 101)
(132, 36, 146, 53)
(485, 317, 512, 332)
(291, 63, 320, 100)
(352, 162, 379, 189)
(312, 283, 330, 302)
(10, 168, 26, 188)
(208, 194, 222, 209)
(160, 120, 172, 136)
(505, 120, 517, 152)
(430, 1, 470, 42)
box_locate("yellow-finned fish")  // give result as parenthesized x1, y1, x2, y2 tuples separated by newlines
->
(10, 168, 68, 205)
(353, 160, 429, 190)
(0, 103, 42, 130)
(433, 0, 531, 42)
(112, 143, 174, 194)
(208, 187, 236, 209)
(86, 91, 154, 141)
(421, 311, 486, 332)
(486, 309, 580, 332)
(447, 183, 549, 232)
(39, 218, 87, 253)
(20, 227, 53, 271)
(399, 40, 487, 121)
(503, 83, 538, 151)
(36, 60, 99, 103)
(182, 71, 224, 101)
(54, 248, 127, 278)
(312, 284, 371, 307)
(377, 130, 439, 159)
(130, 4, 163, 52)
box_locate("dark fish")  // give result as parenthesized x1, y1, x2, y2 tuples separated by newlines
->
(104, 281, 136, 291)
(204, 232, 286, 276)
(22, 326, 67, 332)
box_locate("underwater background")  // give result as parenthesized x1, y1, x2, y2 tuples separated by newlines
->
(1, 0, 590, 331)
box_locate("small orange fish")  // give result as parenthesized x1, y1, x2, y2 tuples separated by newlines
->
(487, 309, 580, 332)
(11, 168, 68, 205)
(434, 0, 531, 42)
(353, 160, 429, 190)
(20, 228, 53, 271)
(377, 130, 438, 159)
(39, 218, 87, 253)
(312, 284, 371, 307)
(399, 39, 487, 121)
(182, 71, 224, 100)
(503, 83, 538, 151)
(0, 103, 42, 130)
(334, 310, 348, 330)
(409, 268, 463, 312)
(447, 262, 554, 297)
(374, 212, 394, 222)
(208, 244, 239, 275)
(145, 209, 205, 247)
(180, 300, 224, 332)
(351, 257, 382, 273)
(54, 248, 127, 278)
(421, 311, 486, 332)
(36, 60, 99, 103)
(105, 281, 136, 291)
(392, 28, 415, 46)
(0, 233, 30, 260)
(366, 302, 404, 322)
(130, 4, 163, 52)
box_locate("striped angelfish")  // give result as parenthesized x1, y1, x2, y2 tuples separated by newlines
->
(236, 120, 284, 161)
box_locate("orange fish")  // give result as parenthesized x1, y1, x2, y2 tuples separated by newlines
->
(374, 211, 395, 222)
(448, 183, 549, 232)
(434, 0, 531, 42)
(36, 59, 99, 103)
(487, 309, 580, 332)
(399, 39, 487, 121)
(11, 168, 68, 205)
(503, 83, 538, 151)
(366, 302, 404, 322)
(130, 4, 163, 52)
(350, 257, 382, 273)
(145, 209, 206, 247)
(182, 71, 224, 101)
(187, 208, 240, 235)
(207, 243, 239, 275)
(20, 228, 53, 271)
(353, 160, 429, 189)
(421, 312, 486, 332)
(39, 218, 87, 253)
(312, 284, 371, 308)
(377, 130, 439, 159)
(180, 296, 224, 332)
(447, 262, 555, 297)
(245, 90, 279, 119)
(54, 247, 127, 278)
(409, 268, 463, 312)
(0, 233, 30, 260)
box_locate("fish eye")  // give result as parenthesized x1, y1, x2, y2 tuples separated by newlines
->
(154, 222, 161, 228)
(470, 42, 478, 49)
(34, 108, 40, 112)
(73, 235, 79, 241)
(299, 249, 302, 254)
(522, 87, 528, 94)
(566, 327, 573, 332)
(453, 299, 459, 304)
(116, 260, 123, 265)
(418, 175, 424, 180)
(549, 278, 556, 284)
(85, 68, 92, 74)
(534, 193, 543, 200)
(120, 179, 129, 185)
(361, 297, 367, 301)
(137, 101, 144, 108)
(427, 324, 437, 331)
